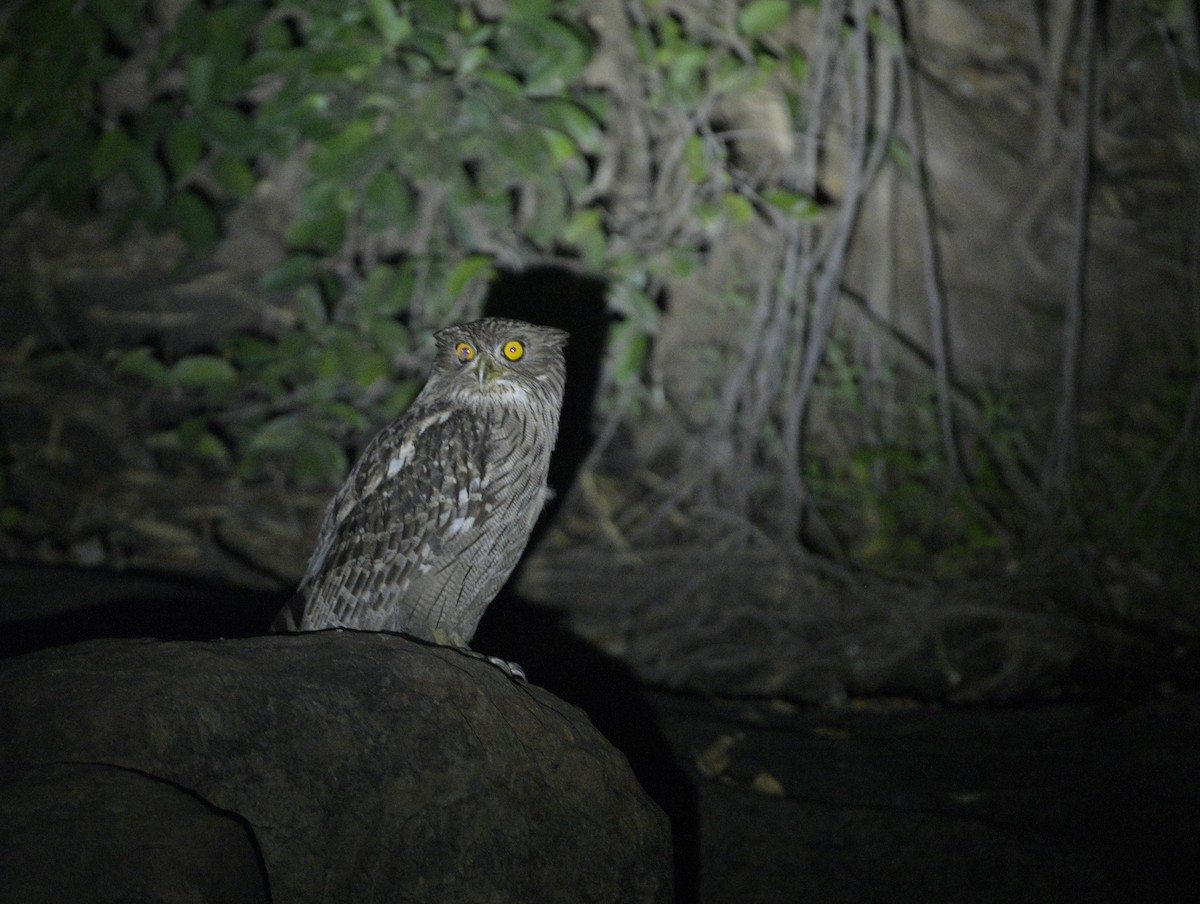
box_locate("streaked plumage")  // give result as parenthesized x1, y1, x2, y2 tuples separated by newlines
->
(273, 317, 567, 649)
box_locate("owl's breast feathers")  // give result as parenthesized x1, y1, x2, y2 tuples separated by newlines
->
(276, 395, 556, 640)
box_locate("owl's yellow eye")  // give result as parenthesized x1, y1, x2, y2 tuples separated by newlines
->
(455, 342, 475, 363)
(502, 339, 524, 361)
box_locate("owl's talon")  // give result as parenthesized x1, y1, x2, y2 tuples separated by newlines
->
(485, 656, 527, 682)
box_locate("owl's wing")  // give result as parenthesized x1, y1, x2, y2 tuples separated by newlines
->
(286, 404, 491, 632)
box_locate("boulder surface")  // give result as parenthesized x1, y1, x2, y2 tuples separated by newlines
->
(0, 633, 672, 904)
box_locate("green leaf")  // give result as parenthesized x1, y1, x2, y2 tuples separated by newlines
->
(261, 254, 320, 292)
(90, 0, 145, 45)
(503, 20, 591, 96)
(293, 284, 329, 333)
(361, 168, 414, 233)
(722, 192, 755, 224)
(684, 135, 709, 183)
(189, 430, 232, 465)
(361, 264, 412, 318)
(378, 379, 423, 419)
(224, 333, 278, 367)
(412, 0, 455, 30)
(126, 147, 168, 211)
(539, 99, 603, 154)
(288, 208, 347, 253)
(171, 354, 239, 397)
(309, 119, 376, 178)
(168, 189, 219, 248)
(787, 49, 809, 85)
(200, 105, 255, 155)
(457, 45, 490, 76)
(474, 67, 523, 95)
(242, 415, 307, 461)
(352, 349, 389, 386)
(291, 433, 348, 485)
(175, 1, 209, 54)
(164, 120, 204, 179)
(541, 129, 576, 167)
(186, 54, 214, 109)
(737, 0, 790, 37)
(446, 255, 496, 296)
(289, 180, 349, 252)
(506, 0, 553, 20)
(366, 0, 413, 46)
(111, 347, 169, 384)
(609, 281, 660, 328)
(212, 155, 256, 198)
(168, 416, 231, 465)
(259, 19, 294, 51)
(371, 318, 411, 354)
(611, 320, 649, 383)
(525, 178, 567, 247)
(329, 402, 371, 430)
(562, 208, 606, 268)
(244, 414, 306, 454)
(92, 128, 136, 181)
(667, 46, 708, 100)
(764, 189, 821, 220)
(631, 25, 655, 67)
(713, 55, 769, 97)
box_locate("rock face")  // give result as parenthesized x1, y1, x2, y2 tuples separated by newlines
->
(1, 762, 270, 904)
(0, 633, 672, 904)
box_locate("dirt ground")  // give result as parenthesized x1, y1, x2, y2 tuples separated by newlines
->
(647, 690, 1200, 903)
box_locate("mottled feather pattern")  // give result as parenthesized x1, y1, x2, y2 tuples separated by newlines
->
(273, 318, 567, 647)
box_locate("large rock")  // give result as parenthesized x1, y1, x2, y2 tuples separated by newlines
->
(0, 762, 270, 904)
(0, 634, 672, 904)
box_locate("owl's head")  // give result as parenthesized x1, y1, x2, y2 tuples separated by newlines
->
(429, 317, 568, 410)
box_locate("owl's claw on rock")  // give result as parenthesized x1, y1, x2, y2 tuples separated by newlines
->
(484, 655, 527, 682)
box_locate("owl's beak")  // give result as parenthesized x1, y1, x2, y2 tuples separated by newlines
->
(476, 357, 503, 386)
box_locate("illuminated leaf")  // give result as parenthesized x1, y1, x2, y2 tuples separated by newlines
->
(764, 189, 821, 220)
(446, 255, 496, 296)
(171, 354, 238, 397)
(366, 0, 412, 46)
(112, 347, 169, 384)
(737, 0, 790, 37)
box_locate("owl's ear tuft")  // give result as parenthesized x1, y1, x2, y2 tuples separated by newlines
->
(541, 327, 569, 348)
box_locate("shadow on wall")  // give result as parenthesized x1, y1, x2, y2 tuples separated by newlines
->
(484, 266, 609, 521)
(0, 564, 286, 659)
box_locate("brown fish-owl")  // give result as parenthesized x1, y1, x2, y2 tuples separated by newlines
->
(273, 317, 567, 657)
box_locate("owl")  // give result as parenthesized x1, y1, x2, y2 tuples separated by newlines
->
(273, 317, 568, 659)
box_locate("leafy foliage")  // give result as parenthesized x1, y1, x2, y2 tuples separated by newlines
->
(0, 0, 812, 489)
(1, 0, 610, 485)
(3, 0, 1193, 595)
